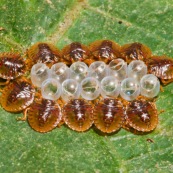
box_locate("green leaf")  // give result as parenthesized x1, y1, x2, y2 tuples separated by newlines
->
(1, 0, 173, 172)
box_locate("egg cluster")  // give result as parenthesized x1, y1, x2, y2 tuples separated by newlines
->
(31, 59, 160, 102)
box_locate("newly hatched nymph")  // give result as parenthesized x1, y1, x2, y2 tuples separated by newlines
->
(63, 99, 93, 132)
(27, 97, 62, 133)
(89, 40, 121, 64)
(94, 99, 125, 133)
(0, 53, 26, 84)
(125, 97, 158, 132)
(121, 42, 152, 64)
(26, 42, 61, 69)
(146, 55, 173, 85)
(0, 78, 35, 112)
(61, 42, 92, 66)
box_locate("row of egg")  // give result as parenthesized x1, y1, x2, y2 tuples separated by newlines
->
(31, 59, 160, 101)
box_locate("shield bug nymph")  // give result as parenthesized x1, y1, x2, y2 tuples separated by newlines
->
(26, 42, 61, 69)
(0, 53, 26, 83)
(27, 97, 62, 133)
(125, 97, 158, 132)
(89, 40, 121, 64)
(63, 99, 94, 132)
(0, 78, 35, 112)
(94, 98, 125, 133)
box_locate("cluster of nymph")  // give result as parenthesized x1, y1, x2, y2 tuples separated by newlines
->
(0, 40, 172, 133)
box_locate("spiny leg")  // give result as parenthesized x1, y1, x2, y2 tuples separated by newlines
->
(160, 85, 164, 92)
(17, 107, 30, 121)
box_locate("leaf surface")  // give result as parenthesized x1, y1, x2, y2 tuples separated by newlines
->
(0, 1, 173, 172)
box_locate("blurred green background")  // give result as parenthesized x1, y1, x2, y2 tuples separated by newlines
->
(0, 0, 173, 172)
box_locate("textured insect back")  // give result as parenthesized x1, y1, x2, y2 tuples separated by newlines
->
(63, 99, 94, 132)
(0, 53, 26, 80)
(61, 42, 92, 66)
(27, 98, 62, 133)
(125, 97, 158, 132)
(0, 78, 35, 112)
(0, 78, 9, 85)
(26, 42, 61, 69)
(94, 99, 125, 133)
(89, 40, 121, 64)
(145, 55, 173, 85)
(120, 42, 152, 64)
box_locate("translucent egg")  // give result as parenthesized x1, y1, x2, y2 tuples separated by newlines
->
(41, 78, 61, 100)
(81, 77, 100, 100)
(70, 62, 88, 83)
(100, 76, 120, 98)
(31, 63, 49, 87)
(140, 74, 160, 98)
(109, 59, 127, 81)
(127, 60, 147, 82)
(51, 63, 69, 83)
(88, 61, 108, 81)
(61, 79, 80, 102)
(120, 78, 140, 101)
